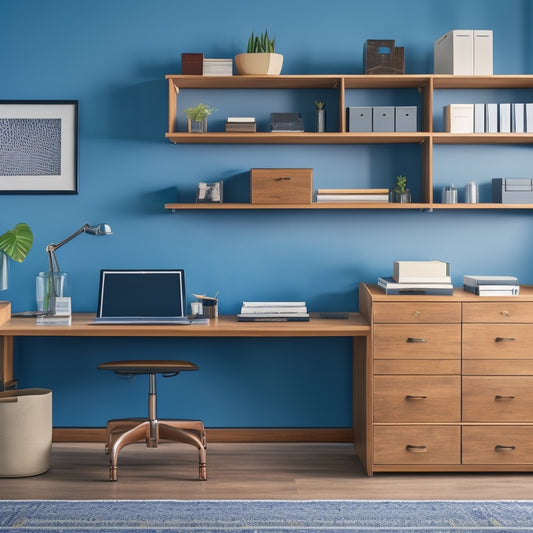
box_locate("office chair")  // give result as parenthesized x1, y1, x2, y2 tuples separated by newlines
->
(97, 360, 207, 481)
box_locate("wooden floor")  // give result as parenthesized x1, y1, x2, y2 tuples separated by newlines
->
(2, 442, 533, 500)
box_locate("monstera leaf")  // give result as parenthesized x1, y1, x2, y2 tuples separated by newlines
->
(0, 223, 33, 262)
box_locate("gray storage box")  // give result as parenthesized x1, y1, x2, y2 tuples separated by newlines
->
(492, 178, 533, 204)
(347, 107, 372, 132)
(395, 106, 417, 132)
(373, 107, 395, 132)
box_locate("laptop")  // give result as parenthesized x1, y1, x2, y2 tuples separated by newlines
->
(93, 269, 191, 325)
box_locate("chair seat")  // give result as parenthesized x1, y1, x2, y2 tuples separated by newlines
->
(97, 360, 198, 374)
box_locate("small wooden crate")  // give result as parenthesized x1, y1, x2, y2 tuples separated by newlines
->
(250, 168, 313, 204)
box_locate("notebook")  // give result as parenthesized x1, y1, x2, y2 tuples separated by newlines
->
(93, 269, 191, 325)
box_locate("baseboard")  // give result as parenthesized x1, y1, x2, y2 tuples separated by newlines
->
(52, 427, 353, 443)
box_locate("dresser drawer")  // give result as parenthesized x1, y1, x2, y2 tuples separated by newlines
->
(463, 376, 533, 422)
(463, 360, 533, 376)
(373, 324, 461, 359)
(463, 302, 533, 323)
(373, 302, 461, 324)
(374, 425, 461, 465)
(463, 325, 533, 359)
(374, 376, 460, 422)
(462, 426, 533, 464)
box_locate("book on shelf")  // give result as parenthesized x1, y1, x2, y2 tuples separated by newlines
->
(463, 275, 518, 287)
(317, 188, 389, 195)
(377, 276, 454, 295)
(237, 313, 310, 322)
(316, 194, 389, 202)
(463, 284, 520, 296)
(392, 260, 450, 283)
(202, 58, 233, 76)
(240, 305, 308, 314)
(225, 122, 256, 132)
(227, 117, 256, 123)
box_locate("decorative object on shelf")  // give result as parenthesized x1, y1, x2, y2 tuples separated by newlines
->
(184, 103, 216, 133)
(0, 101, 78, 194)
(390, 175, 411, 203)
(181, 53, 204, 75)
(0, 223, 33, 291)
(225, 117, 256, 132)
(442, 185, 458, 204)
(193, 293, 218, 318)
(42, 223, 112, 316)
(235, 30, 283, 75)
(202, 58, 233, 76)
(270, 112, 304, 132)
(196, 181, 223, 203)
(492, 178, 533, 203)
(251, 168, 313, 204)
(464, 181, 478, 203)
(364, 40, 404, 75)
(314, 100, 326, 133)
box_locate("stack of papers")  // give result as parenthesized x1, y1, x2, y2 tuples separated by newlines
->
(238, 301, 309, 322)
(463, 275, 519, 296)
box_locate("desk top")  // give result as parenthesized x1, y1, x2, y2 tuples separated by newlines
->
(0, 304, 369, 338)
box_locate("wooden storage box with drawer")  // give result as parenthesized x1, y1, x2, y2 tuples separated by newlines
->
(250, 168, 312, 204)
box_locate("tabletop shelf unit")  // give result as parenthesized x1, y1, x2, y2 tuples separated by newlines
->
(165, 74, 533, 211)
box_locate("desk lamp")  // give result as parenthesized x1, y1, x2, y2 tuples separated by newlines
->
(44, 223, 112, 313)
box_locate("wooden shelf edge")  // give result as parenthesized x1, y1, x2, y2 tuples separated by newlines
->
(164, 202, 533, 211)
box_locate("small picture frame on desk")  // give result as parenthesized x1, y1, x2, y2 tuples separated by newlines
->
(0, 100, 78, 194)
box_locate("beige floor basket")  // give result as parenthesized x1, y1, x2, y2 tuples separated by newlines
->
(0, 388, 52, 477)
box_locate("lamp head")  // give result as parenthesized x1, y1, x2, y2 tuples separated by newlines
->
(83, 223, 112, 236)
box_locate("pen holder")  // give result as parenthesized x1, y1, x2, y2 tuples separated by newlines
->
(202, 298, 218, 318)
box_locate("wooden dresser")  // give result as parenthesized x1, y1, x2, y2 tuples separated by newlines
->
(357, 283, 533, 475)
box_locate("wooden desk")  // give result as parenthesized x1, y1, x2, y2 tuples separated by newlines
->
(0, 302, 370, 462)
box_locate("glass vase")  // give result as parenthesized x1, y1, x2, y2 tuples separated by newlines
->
(188, 118, 207, 133)
(390, 189, 411, 203)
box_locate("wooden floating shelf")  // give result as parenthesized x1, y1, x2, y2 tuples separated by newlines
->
(164, 202, 533, 211)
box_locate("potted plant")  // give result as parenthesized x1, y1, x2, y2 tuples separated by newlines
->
(0, 223, 33, 290)
(184, 103, 217, 133)
(390, 175, 411, 203)
(314, 100, 326, 133)
(235, 30, 283, 76)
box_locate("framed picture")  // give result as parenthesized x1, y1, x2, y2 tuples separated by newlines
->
(0, 100, 78, 194)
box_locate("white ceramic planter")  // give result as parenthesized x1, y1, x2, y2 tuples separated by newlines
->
(234, 53, 283, 75)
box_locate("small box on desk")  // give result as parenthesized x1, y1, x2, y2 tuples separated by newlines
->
(181, 53, 204, 75)
(250, 168, 313, 204)
(492, 178, 533, 204)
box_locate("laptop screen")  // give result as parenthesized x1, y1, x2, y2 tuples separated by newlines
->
(97, 270, 186, 318)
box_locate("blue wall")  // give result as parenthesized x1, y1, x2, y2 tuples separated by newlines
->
(2, 0, 533, 428)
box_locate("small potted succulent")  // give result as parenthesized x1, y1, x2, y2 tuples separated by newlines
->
(235, 30, 283, 76)
(390, 175, 411, 203)
(184, 103, 217, 133)
(0, 223, 33, 290)
(314, 100, 326, 133)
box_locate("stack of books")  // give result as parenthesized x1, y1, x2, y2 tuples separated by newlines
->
(225, 117, 256, 132)
(237, 301, 309, 322)
(202, 58, 233, 76)
(463, 275, 520, 296)
(378, 260, 454, 295)
(270, 113, 304, 132)
(316, 188, 389, 203)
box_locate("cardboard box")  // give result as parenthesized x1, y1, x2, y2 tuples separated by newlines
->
(347, 107, 372, 132)
(492, 178, 533, 204)
(250, 168, 313, 204)
(395, 106, 417, 132)
(373, 107, 395, 132)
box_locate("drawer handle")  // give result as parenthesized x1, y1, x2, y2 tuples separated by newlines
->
(406, 337, 427, 343)
(405, 395, 427, 400)
(495, 445, 516, 452)
(414, 311, 421, 318)
(495, 395, 516, 401)
(501, 310, 511, 317)
(406, 445, 427, 453)
(495, 337, 515, 342)
(274, 177, 291, 181)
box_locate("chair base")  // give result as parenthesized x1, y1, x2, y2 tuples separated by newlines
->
(104, 418, 207, 481)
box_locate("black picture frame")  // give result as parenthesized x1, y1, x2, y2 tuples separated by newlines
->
(0, 100, 78, 194)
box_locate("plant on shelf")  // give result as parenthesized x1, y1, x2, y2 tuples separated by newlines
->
(184, 103, 216, 133)
(390, 175, 411, 203)
(0, 223, 33, 290)
(314, 101, 326, 132)
(314, 100, 326, 110)
(235, 29, 283, 76)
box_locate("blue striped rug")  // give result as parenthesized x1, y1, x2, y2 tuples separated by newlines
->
(1, 500, 532, 532)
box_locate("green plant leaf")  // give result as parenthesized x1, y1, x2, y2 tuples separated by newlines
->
(0, 223, 33, 262)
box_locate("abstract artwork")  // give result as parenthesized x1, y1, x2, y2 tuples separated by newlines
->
(0, 101, 78, 193)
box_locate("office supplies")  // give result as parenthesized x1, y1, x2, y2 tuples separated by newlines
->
(94, 269, 191, 325)
(372, 107, 395, 132)
(434, 30, 474, 75)
(444, 104, 473, 133)
(492, 178, 533, 203)
(347, 107, 372, 132)
(473, 30, 493, 75)
(512, 103, 525, 132)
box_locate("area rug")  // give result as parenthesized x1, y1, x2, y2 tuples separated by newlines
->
(1, 499, 533, 532)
